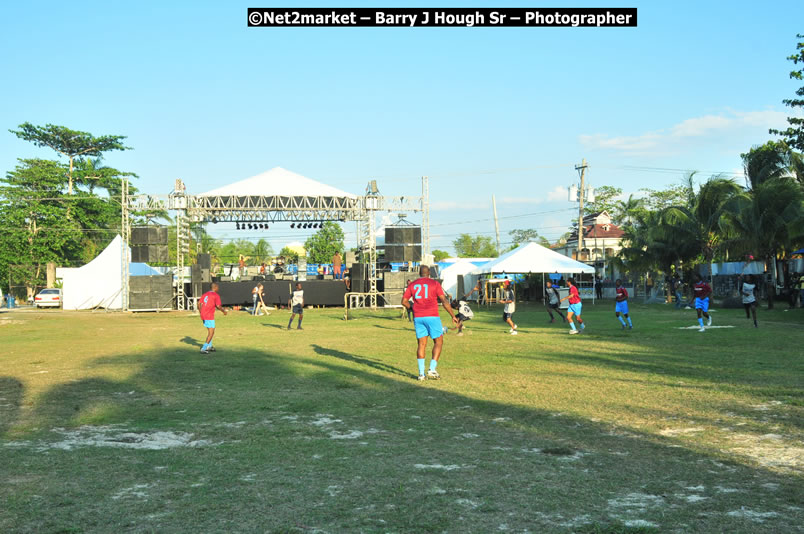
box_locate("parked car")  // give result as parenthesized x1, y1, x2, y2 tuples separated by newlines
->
(34, 288, 62, 308)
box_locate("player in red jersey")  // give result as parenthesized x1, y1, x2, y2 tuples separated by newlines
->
(402, 265, 458, 381)
(692, 273, 712, 332)
(560, 278, 585, 334)
(199, 283, 227, 353)
(614, 279, 633, 330)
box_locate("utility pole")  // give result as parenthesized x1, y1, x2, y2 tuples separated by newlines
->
(575, 159, 588, 261)
(492, 194, 501, 255)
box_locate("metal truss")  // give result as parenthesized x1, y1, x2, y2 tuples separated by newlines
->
(121, 179, 429, 312)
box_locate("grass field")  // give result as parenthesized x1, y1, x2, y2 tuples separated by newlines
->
(1, 301, 803, 533)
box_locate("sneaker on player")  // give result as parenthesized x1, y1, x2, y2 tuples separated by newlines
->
(297, 326, 303, 330)
(513, 324, 518, 330)
(628, 325, 633, 330)
(427, 370, 441, 380)
(417, 374, 426, 381)
(569, 330, 579, 335)
(510, 330, 518, 335)
(698, 326, 705, 332)
(707, 316, 712, 326)
(200, 349, 210, 354)
(621, 324, 626, 330)
(208, 346, 216, 352)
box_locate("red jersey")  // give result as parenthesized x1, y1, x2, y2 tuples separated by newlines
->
(199, 291, 221, 320)
(693, 281, 711, 299)
(568, 285, 581, 304)
(616, 286, 628, 301)
(403, 277, 445, 317)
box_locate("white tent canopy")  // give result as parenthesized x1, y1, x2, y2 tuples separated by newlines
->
(60, 235, 126, 310)
(440, 259, 480, 298)
(198, 167, 356, 199)
(471, 242, 595, 275)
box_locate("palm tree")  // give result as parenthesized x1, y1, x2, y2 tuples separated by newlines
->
(661, 174, 741, 282)
(252, 239, 273, 265)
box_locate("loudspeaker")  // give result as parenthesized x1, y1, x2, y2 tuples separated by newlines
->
(131, 226, 168, 245)
(197, 253, 211, 270)
(201, 268, 211, 282)
(191, 264, 202, 284)
(383, 271, 409, 290)
(385, 245, 422, 262)
(350, 263, 367, 279)
(385, 227, 421, 244)
(265, 274, 276, 282)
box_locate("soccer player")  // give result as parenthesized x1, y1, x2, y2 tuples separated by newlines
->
(199, 282, 227, 354)
(501, 280, 518, 335)
(740, 274, 758, 328)
(450, 298, 474, 336)
(401, 265, 458, 381)
(560, 277, 585, 334)
(614, 279, 633, 330)
(545, 279, 565, 323)
(463, 278, 485, 305)
(692, 273, 712, 332)
(288, 282, 304, 330)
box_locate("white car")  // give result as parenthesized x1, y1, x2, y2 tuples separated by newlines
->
(35, 288, 62, 308)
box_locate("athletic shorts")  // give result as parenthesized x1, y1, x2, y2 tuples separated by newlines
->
(568, 303, 582, 316)
(547, 302, 560, 309)
(615, 301, 629, 315)
(694, 297, 709, 312)
(414, 316, 443, 339)
(202, 319, 215, 328)
(456, 313, 470, 322)
(502, 312, 513, 322)
(292, 304, 303, 314)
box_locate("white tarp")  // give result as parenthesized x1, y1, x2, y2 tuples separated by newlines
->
(471, 242, 595, 275)
(198, 167, 356, 199)
(440, 259, 482, 298)
(61, 236, 126, 310)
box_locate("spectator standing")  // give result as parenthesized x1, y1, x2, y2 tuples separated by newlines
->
(333, 252, 343, 280)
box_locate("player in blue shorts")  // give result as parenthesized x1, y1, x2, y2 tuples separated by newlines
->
(614, 279, 633, 330)
(402, 265, 458, 381)
(692, 273, 713, 332)
(560, 278, 585, 334)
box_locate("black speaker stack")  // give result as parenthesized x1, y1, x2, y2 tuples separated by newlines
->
(192, 254, 213, 297)
(129, 274, 173, 309)
(131, 226, 169, 263)
(384, 226, 422, 262)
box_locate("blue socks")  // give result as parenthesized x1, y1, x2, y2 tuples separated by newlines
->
(201, 342, 210, 351)
(618, 316, 626, 326)
(430, 359, 438, 372)
(569, 322, 577, 331)
(580, 322, 585, 330)
(418, 359, 426, 375)
(627, 317, 632, 327)
(698, 317, 704, 327)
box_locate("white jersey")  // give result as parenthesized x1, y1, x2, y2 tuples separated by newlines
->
(504, 289, 515, 314)
(291, 290, 304, 306)
(458, 300, 474, 319)
(741, 282, 756, 304)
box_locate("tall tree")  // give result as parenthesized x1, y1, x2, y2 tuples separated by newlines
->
(279, 246, 300, 263)
(10, 123, 130, 195)
(432, 249, 451, 262)
(769, 34, 804, 151)
(0, 159, 84, 295)
(453, 234, 498, 258)
(585, 185, 622, 216)
(660, 175, 741, 280)
(304, 222, 345, 263)
(740, 141, 792, 189)
(252, 239, 274, 264)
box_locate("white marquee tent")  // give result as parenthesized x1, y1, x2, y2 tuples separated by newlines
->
(199, 167, 356, 199)
(471, 242, 595, 275)
(59, 236, 160, 310)
(440, 259, 480, 298)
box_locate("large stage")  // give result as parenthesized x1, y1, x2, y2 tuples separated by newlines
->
(205, 279, 348, 307)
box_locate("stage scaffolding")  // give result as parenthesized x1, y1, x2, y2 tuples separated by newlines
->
(121, 177, 429, 312)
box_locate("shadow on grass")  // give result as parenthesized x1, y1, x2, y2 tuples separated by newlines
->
(311, 344, 411, 379)
(2, 319, 803, 532)
(179, 336, 202, 347)
(0, 376, 24, 438)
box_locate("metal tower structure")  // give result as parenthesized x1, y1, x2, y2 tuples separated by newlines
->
(421, 176, 430, 257)
(120, 177, 130, 311)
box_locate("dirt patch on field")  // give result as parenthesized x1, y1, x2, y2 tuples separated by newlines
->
(4, 425, 212, 451)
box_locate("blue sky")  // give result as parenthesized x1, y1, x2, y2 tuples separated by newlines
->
(1, 1, 801, 254)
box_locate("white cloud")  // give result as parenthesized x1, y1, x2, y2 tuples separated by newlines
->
(579, 109, 789, 154)
(546, 185, 568, 202)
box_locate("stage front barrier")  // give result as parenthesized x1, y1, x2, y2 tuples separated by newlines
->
(213, 279, 347, 308)
(343, 291, 406, 320)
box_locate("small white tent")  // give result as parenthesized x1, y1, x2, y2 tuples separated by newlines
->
(440, 259, 479, 299)
(61, 236, 126, 310)
(472, 242, 594, 275)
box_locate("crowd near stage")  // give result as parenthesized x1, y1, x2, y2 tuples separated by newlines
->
(203, 278, 349, 307)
